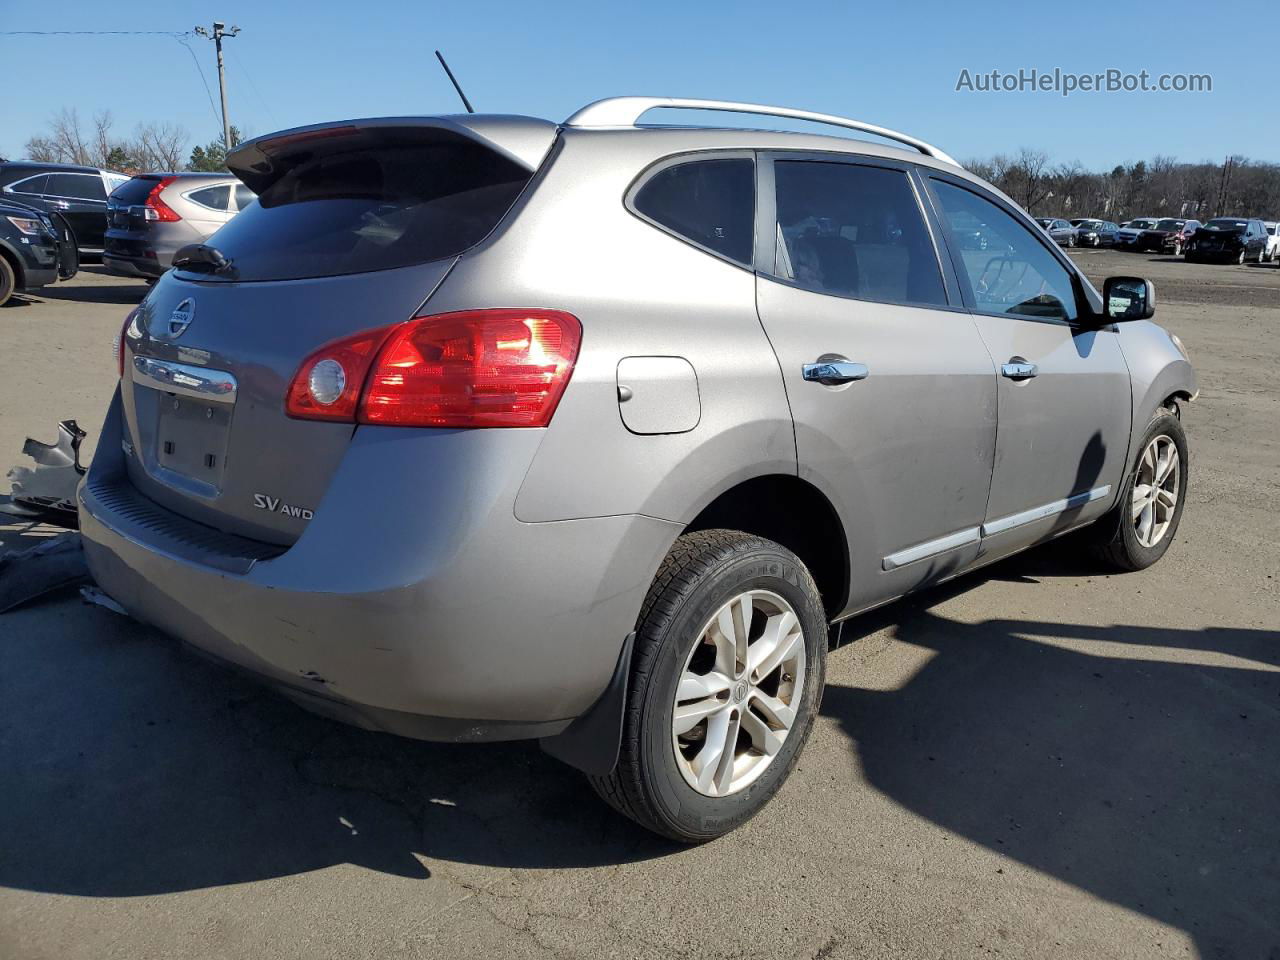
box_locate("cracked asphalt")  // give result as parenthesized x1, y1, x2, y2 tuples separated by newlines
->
(1, 253, 1278, 959)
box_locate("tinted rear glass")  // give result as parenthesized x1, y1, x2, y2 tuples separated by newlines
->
(186, 131, 532, 282)
(187, 184, 232, 211)
(111, 177, 163, 205)
(632, 158, 755, 265)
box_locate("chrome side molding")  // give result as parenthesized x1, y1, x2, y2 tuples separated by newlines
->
(982, 486, 1111, 537)
(133, 356, 238, 404)
(882, 526, 981, 571)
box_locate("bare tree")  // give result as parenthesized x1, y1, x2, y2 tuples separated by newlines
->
(127, 121, 190, 172)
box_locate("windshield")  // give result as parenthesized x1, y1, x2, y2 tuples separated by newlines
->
(1205, 219, 1247, 230)
(1155, 219, 1184, 231)
(1076, 220, 1102, 229)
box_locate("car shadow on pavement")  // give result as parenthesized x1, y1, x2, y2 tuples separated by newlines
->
(2, 546, 1277, 960)
(32, 267, 148, 306)
(822, 564, 1280, 960)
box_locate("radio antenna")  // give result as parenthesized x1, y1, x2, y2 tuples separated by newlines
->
(434, 50, 475, 114)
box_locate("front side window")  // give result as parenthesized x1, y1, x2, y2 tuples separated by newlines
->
(631, 158, 754, 265)
(46, 173, 105, 201)
(770, 160, 946, 306)
(931, 179, 1078, 322)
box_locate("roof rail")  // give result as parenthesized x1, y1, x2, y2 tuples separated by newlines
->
(564, 97, 959, 166)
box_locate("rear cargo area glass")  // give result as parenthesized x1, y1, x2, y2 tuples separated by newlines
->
(182, 130, 532, 282)
(111, 176, 164, 204)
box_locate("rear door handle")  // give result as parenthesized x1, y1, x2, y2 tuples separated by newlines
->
(802, 360, 869, 386)
(1001, 359, 1038, 380)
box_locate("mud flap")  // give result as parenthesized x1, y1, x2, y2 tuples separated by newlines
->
(539, 632, 634, 776)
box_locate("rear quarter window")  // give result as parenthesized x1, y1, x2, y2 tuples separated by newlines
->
(630, 157, 755, 265)
(184, 130, 533, 282)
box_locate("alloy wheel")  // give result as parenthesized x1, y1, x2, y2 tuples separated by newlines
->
(1132, 435, 1180, 548)
(672, 590, 806, 797)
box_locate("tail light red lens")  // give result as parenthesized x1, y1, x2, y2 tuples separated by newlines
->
(285, 325, 395, 421)
(284, 309, 582, 428)
(361, 309, 582, 428)
(144, 176, 180, 222)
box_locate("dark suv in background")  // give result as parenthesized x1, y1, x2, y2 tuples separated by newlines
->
(0, 161, 128, 257)
(0, 195, 78, 306)
(1185, 218, 1270, 264)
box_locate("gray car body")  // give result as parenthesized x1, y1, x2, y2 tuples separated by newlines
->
(78, 106, 1196, 763)
(103, 173, 249, 279)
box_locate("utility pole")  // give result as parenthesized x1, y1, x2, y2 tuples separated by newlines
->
(194, 21, 240, 155)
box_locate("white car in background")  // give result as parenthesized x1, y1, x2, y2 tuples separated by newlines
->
(1116, 217, 1160, 249)
(1264, 222, 1279, 262)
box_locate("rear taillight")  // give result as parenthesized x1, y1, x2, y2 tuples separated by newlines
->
(362, 309, 582, 428)
(285, 325, 395, 421)
(284, 309, 583, 428)
(144, 177, 180, 222)
(115, 308, 138, 377)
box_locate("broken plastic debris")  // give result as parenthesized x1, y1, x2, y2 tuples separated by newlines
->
(80, 584, 128, 616)
(4, 420, 87, 530)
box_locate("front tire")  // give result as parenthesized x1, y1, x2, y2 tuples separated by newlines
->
(590, 530, 827, 842)
(1087, 411, 1189, 571)
(0, 256, 15, 307)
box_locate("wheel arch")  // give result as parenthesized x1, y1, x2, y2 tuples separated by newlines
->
(0, 239, 25, 290)
(682, 473, 849, 620)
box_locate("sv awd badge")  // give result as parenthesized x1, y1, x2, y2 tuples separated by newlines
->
(253, 493, 314, 520)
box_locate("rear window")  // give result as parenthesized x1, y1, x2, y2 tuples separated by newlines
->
(631, 158, 755, 265)
(111, 177, 163, 205)
(187, 129, 532, 282)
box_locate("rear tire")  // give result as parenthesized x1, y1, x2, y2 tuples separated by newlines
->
(1086, 411, 1188, 572)
(0, 256, 14, 307)
(590, 530, 827, 842)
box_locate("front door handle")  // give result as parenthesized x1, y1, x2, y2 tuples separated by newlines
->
(1001, 359, 1038, 380)
(802, 360, 869, 386)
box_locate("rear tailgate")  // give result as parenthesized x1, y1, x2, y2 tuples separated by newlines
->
(118, 117, 556, 544)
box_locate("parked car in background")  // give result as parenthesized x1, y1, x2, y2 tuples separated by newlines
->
(81, 98, 1197, 843)
(0, 161, 128, 257)
(1263, 221, 1279, 262)
(1069, 218, 1119, 247)
(103, 173, 255, 281)
(1116, 217, 1160, 249)
(0, 195, 79, 306)
(1137, 218, 1201, 256)
(1035, 217, 1077, 246)
(1184, 218, 1270, 264)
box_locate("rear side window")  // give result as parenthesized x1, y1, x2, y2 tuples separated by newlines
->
(187, 184, 232, 211)
(188, 130, 532, 282)
(631, 158, 755, 265)
(9, 174, 48, 196)
(771, 160, 946, 306)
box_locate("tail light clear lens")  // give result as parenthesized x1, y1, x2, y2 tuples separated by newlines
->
(284, 309, 582, 428)
(144, 177, 181, 222)
(361, 309, 582, 428)
(285, 325, 394, 421)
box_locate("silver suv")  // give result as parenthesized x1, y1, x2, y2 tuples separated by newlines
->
(103, 173, 254, 280)
(79, 98, 1196, 841)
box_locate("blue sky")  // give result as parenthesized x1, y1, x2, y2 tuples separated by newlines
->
(0, 0, 1268, 169)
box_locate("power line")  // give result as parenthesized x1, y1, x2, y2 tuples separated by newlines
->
(0, 30, 192, 36)
(227, 45, 278, 129)
(177, 38, 224, 134)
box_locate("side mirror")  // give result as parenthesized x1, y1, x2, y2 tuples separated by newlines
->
(1102, 276, 1156, 321)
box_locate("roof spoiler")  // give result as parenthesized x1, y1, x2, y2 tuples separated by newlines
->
(226, 115, 558, 194)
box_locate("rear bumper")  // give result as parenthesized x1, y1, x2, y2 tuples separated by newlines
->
(79, 390, 679, 741)
(102, 254, 164, 279)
